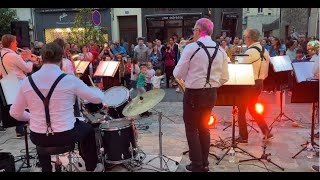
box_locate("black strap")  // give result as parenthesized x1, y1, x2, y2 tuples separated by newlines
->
(248, 46, 266, 79)
(189, 41, 219, 88)
(0, 52, 10, 75)
(28, 73, 67, 136)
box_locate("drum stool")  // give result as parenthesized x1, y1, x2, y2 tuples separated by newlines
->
(35, 144, 80, 172)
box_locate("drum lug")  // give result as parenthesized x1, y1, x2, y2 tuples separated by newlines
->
(121, 154, 124, 159)
(118, 131, 121, 136)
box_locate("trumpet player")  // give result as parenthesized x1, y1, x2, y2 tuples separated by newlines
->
(0, 34, 35, 138)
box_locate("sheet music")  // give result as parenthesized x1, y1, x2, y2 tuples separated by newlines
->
(0, 73, 21, 105)
(225, 64, 255, 85)
(94, 61, 120, 77)
(74, 60, 90, 74)
(292, 62, 315, 83)
(270, 55, 293, 72)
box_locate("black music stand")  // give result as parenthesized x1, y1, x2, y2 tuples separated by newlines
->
(268, 56, 295, 129)
(94, 61, 120, 90)
(0, 83, 32, 172)
(215, 64, 259, 165)
(291, 62, 319, 158)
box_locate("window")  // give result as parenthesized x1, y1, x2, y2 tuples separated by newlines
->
(258, 8, 263, 14)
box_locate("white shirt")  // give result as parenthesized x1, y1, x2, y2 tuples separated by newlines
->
(173, 36, 229, 89)
(240, 42, 270, 80)
(0, 48, 33, 80)
(151, 75, 165, 88)
(146, 68, 155, 83)
(130, 64, 140, 81)
(62, 58, 74, 75)
(9, 64, 105, 134)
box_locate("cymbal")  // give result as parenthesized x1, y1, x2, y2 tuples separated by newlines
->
(122, 89, 165, 117)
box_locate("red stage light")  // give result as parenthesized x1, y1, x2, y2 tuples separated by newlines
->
(255, 103, 264, 114)
(208, 115, 215, 126)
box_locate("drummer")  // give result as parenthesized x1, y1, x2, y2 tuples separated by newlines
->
(10, 42, 105, 172)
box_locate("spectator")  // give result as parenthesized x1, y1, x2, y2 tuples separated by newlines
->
(149, 43, 162, 71)
(112, 41, 127, 57)
(134, 37, 149, 66)
(145, 62, 155, 91)
(292, 49, 308, 63)
(286, 40, 298, 61)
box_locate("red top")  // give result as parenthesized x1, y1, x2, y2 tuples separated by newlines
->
(125, 63, 132, 74)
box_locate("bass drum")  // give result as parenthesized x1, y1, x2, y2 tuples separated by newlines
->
(99, 119, 137, 164)
(103, 86, 130, 118)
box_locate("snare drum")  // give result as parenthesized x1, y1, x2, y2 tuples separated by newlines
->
(103, 86, 130, 118)
(100, 119, 137, 164)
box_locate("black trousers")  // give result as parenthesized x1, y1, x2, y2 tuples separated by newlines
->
(30, 121, 98, 172)
(237, 80, 270, 140)
(183, 88, 217, 170)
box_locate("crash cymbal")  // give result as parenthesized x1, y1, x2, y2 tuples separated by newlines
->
(122, 89, 165, 117)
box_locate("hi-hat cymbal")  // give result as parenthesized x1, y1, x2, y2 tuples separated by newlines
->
(122, 89, 165, 117)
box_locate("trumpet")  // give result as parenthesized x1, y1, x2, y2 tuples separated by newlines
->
(17, 48, 41, 59)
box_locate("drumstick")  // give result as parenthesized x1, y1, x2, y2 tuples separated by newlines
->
(88, 75, 96, 88)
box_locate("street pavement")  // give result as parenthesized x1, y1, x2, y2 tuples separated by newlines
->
(0, 87, 319, 172)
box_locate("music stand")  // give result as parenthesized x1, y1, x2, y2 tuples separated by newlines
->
(291, 62, 319, 158)
(74, 60, 91, 86)
(215, 64, 259, 165)
(268, 56, 295, 129)
(94, 61, 120, 90)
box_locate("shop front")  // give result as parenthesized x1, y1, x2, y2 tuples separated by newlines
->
(142, 8, 207, 42)
(34, 8, 111, 43)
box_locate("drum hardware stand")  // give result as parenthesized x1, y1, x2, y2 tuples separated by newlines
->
(269, 84, 295, 130)
(292, 102, 319, 159)
(145, 112, 179, 172)
(216, 105, 258, 165)
(15, 125, 36, 172)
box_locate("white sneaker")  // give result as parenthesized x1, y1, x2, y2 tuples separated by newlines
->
(93, 163, 104, 172)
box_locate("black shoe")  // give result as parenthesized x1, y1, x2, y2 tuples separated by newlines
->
(311, 165, 319, 172)
(0, 126, 5, 131)
(203, 166, 209, 172)
(235, 137, 248, 144)
(15, 133, 24, 139)
(262, 133, 274, 141)
(184, 163, 205, 172)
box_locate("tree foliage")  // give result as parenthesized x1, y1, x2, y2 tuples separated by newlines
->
(0, 8, 18, 37)
(67, 8, 106, 47)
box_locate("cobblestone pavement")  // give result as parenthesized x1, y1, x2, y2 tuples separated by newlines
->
(0, 89, 319, 172)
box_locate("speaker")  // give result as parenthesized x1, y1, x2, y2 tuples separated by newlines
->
(11, 21, 30, 48)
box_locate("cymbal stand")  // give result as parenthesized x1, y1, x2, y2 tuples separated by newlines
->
(145, 111, 179, 171)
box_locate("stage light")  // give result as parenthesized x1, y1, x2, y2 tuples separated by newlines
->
(208, 115, 216, 126)
(255, 103, 264, 114)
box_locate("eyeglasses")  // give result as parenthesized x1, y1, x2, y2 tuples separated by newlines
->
(192, 28, 199, 32)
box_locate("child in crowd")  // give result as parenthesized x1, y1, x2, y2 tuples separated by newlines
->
(151, 69, 165, 89)
(145, 62, 155, 91)
(129, 58, 140, 96)
(137, 65, 147, 98)
(124, 57, 132, 89)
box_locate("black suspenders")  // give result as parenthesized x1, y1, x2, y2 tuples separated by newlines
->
(190, 41, 220, 88)
(0, 52, 10, 75)
(28, 73, 67, 135)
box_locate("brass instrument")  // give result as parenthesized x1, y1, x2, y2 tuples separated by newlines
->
(175, 78, 185, 93)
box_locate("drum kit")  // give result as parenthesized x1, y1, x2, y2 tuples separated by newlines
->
(80, 86, 178, 171)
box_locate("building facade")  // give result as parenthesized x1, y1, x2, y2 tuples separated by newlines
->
(34, 8, 112, 43)
(110, 8, 142, 45)
(141, 8, 242, 43)
(243, 8, 280, 38)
